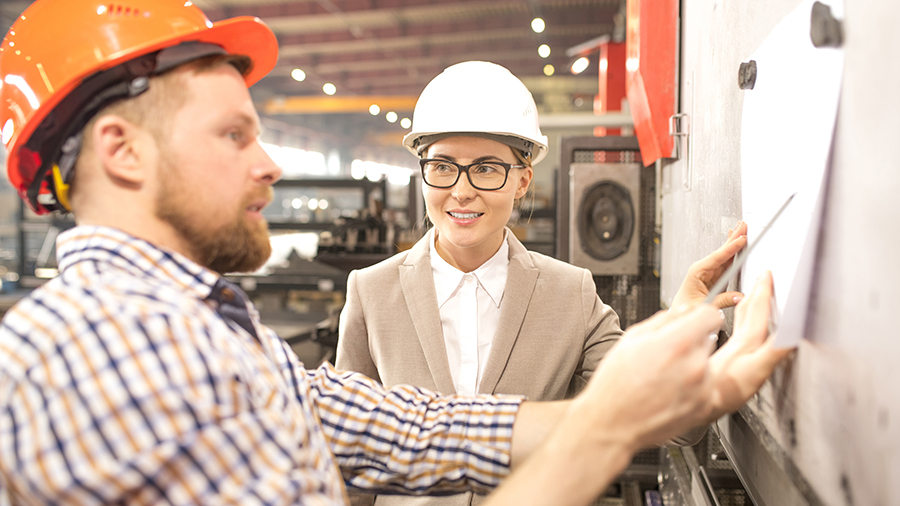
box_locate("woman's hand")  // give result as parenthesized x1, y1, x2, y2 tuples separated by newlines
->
(671, 221, 748, 310)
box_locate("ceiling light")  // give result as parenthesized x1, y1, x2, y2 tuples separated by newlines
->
(571, 57, 590, 74)
(291, 68, 306, 82)
(543, 64, 555, 76)
(351, 160, 366, 180)
(323, 83, 336, 95)
(369, 104, 380, 115)
(386, 111, 398, 123)
(400, 117, 411, 129)
(538, 44, 551, 58)
(531, 18, 545, 33)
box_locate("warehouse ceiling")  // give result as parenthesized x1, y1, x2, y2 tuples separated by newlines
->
(2, 0, 623, 163)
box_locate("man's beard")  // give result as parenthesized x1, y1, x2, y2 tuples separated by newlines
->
(155, 161, 273, 275)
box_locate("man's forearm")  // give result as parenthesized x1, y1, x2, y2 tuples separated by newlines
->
(508, 400, 568, 468)
(489, 399, 635, 506)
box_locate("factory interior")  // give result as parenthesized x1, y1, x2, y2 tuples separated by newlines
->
(0, 0, 897, 505)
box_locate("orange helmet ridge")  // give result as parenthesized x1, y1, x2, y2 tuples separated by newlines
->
(0, 0, 279, 214)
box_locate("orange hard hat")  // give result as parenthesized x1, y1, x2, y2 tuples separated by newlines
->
(0, 0, 279, 214)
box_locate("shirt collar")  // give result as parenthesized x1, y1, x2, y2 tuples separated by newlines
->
(429, 228, 509, 308)
(56, 225, 222, 300)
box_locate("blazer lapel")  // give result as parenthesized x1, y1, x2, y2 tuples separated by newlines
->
(399, 235, 457, 394)
(479, 233, 538, 394)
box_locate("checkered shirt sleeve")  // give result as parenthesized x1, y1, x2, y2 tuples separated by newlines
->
(303, 363, 522, 495)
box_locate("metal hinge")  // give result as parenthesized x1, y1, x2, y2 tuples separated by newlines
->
(669, 112, 692, 190)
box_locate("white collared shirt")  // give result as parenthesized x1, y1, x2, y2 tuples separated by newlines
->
(430, 228, 509, 395)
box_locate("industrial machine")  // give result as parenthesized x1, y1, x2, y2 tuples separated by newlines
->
(557, 136, 658, 329)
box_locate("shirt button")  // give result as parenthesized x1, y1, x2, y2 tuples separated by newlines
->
(220, 287, 235, 302)
(465, 275, 474, 284)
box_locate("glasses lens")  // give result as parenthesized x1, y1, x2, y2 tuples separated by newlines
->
(422, 160, 509, 190)
(422, 160, 460, 187)
(468, 162, 507, 190)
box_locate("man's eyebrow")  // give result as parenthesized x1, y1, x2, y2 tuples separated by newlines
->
(230, 112, 264, 137)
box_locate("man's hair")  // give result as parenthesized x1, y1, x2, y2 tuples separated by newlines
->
(72, 54, 251, 188)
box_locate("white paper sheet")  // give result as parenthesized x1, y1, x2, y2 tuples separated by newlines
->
(740, 0, 844, 347)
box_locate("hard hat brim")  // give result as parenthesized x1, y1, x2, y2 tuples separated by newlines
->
(186, 16, 279, 87)
(403, 130, 549, 165)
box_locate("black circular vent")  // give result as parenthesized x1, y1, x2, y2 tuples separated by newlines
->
(577, 181, 635, 261)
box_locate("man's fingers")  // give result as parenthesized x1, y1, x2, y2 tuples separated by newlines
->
(658, 305, 723, 352)
(623, 309, 673, 335)
(735, 271, 773, 324)
(628, 304, 721, 341)
(756, 336, 794, 366)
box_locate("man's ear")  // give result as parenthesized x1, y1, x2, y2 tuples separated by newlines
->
(91, 114, 152, 186)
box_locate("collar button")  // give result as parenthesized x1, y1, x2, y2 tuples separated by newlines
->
(220, 287, 235, 302)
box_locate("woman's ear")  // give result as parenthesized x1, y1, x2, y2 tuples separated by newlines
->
(91, 114, 151, 186)
(514, 166, 534, 199)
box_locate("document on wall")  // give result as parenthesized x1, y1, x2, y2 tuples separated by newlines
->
(740, 0, 844, 347)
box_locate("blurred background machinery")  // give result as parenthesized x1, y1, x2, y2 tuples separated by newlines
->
(556, 136, 657, 329)
(5, 0, 898, 505)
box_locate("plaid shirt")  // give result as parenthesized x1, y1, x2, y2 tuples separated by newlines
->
(0, 226, 522, 505)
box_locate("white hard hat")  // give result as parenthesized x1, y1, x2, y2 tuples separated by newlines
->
(403, 61, 549, 165)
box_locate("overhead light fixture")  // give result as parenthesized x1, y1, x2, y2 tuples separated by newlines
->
(323, 83, 336, 95)
(385, 111, 398, 123)
(400, 117, 411, 129)
(538, 44, 551, 58)
(531, 18, 545, 33)
(543, 64, 555, 76)
(291, 68, 306, 82)
(571, 57, 590, 74)
(369, 104, 380, 115)
(350, 160, 366, 180)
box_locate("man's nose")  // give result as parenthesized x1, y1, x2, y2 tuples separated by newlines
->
(251, 142, 283, 184)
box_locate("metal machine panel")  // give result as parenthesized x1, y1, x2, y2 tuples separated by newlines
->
(569, 162, 641, 275)
(667, 0, 900, 504)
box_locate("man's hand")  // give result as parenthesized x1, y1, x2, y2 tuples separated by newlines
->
(494, 305, 724, 506)
(571, 305, 723, 452)
(707, 271, 794, 419)
(494, 271, 794, 506)
(672, 221, 748, 310)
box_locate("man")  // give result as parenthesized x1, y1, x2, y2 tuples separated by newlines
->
(0, 1, 791, 505)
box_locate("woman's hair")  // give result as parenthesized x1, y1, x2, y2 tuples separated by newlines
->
(511, 147, 534, 214)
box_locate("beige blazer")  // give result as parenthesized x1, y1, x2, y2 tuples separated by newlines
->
(335, 231, 621, 506)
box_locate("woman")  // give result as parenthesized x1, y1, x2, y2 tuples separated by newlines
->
(335, 62, 744, 506)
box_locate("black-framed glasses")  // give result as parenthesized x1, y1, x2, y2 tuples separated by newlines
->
(419, 158, 525, 191)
